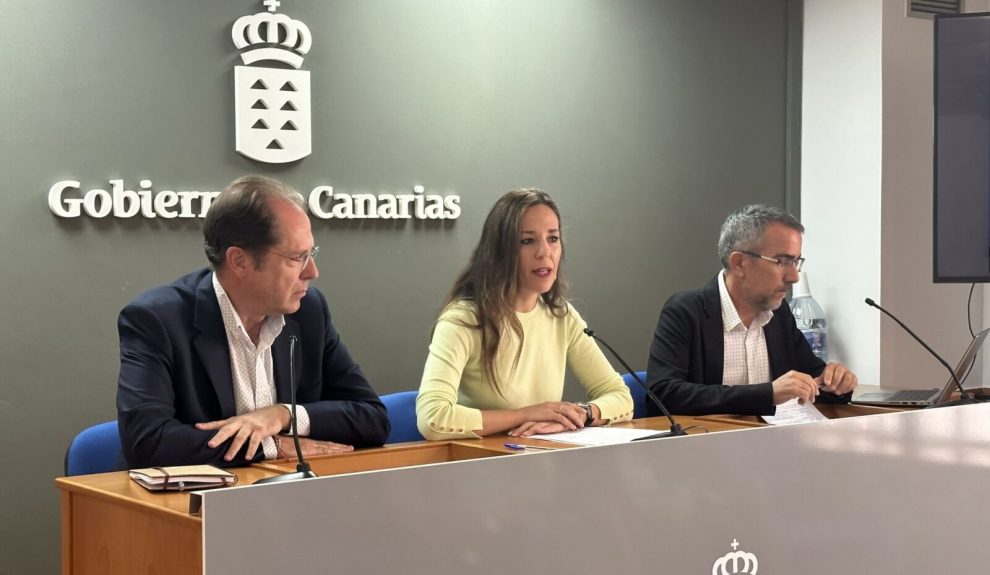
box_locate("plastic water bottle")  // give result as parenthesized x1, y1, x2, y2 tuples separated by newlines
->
(790, 271, 827, 361)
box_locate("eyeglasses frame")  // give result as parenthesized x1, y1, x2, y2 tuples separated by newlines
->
(736, 250, 805, 271)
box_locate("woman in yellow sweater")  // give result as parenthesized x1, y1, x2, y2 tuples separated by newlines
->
(416, 189, 633, 440)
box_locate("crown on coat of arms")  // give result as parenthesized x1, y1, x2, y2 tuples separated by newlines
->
(712, 539, 758, 575)
(232, 0, 311, 69)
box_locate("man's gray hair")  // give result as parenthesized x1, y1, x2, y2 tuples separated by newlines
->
(717, 204, 804, 269)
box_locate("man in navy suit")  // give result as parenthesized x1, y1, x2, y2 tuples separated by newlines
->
(117, 175, 389, 468)
(646, 205, 858, 416)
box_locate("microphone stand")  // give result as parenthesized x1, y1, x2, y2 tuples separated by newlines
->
(583, 328, 685, 440)
(255, 335, 318, 484)
(864, 298, 979, 407)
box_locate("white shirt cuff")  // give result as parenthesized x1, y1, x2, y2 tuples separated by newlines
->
(282, 403, 311, 436)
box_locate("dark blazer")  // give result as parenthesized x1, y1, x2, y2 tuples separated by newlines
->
(646, 276, 846, 416)
(116, 269, 390, 468)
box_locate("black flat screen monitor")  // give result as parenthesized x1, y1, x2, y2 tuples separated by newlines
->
(934, 13, 990, 282)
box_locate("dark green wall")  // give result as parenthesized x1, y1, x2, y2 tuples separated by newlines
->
(0, 1, 793, 572)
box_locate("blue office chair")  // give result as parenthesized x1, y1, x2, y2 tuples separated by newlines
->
(622, 371, 649, 419)
(64, 420, 124, 476)
(381, 391, 425, 443)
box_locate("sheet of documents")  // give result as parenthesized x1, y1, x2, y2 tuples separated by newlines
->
(529, 426, 669, 446)
(761, 398, 829, 425)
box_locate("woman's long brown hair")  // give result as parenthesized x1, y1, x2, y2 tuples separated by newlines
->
(438, 189, 569, 396)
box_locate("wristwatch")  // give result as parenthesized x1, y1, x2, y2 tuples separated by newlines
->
(576, 402, 594, 426)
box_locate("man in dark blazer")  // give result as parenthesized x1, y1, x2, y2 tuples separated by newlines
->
(117, 176, 389, 468)
(647, 205, 858, 416)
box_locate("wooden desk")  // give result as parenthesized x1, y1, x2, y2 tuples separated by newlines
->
(255, 415, 743, 475)
(55, 415, 733, 574)
(254, 438, 510, 477)
(59, 406, 990, 574)
(56, 466, 279, 575)
(195, 404, 990, 574)
(695, 401, 904, 428)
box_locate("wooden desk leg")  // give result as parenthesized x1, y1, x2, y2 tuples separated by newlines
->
(62, 493, 201, 575)
(61, 491, 73, 575)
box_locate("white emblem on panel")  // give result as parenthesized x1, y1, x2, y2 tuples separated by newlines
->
(231, 0, 312, 163)
(712, 539, 758, 575)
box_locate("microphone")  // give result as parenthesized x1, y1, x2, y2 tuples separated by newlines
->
(583, 328, 685, 439)
(254, 335, 318, 484)
(864, 298, 976, 405)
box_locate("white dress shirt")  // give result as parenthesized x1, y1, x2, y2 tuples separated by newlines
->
(212, 273, 310, 459)
(717, 270, 773, 387)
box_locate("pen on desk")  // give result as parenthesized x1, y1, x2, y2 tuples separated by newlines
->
(504, 443, 559, 451)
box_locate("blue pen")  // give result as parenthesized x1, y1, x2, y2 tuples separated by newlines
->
(504, 442, 558, 451)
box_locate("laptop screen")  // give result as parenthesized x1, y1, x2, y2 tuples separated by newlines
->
(935, 328, 989, 403)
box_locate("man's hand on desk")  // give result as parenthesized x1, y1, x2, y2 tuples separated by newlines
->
(772, 370, 820, 405)
(815, 362, 858, 395)
(279, 436, 353, 459)
(196, 404, 291, 461)
(772, 363, 858, 406)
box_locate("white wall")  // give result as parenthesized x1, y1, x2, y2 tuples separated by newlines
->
(802, 0, 883, 383)
(880, 0, 983, 388)
(804, 0, 987, 389)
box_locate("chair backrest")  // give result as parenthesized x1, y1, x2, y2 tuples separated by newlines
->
(622, 371, 649, 419)
(381, 391, 425, 443)
(65, 420, 123, 476)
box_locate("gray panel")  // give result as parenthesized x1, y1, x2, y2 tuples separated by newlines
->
(2, 1, 791, 572)
(203, 405, 990, 573)
(934, 14, 990, 281)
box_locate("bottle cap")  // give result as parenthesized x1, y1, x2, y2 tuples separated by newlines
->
(792, 271, 811, 298)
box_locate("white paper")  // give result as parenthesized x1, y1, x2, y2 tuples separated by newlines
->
(762, 398, 829, 425)
(528, 426, 670, 446)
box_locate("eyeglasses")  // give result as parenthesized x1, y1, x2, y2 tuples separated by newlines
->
(267, 246, 320, 268)
(737, 250, 805, 271)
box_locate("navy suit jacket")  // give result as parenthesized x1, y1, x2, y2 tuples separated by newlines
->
(646, 276, 847, 416)
(116, 269, 389, 468)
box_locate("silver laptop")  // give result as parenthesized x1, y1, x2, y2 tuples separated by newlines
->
(852, 328, 988, 407)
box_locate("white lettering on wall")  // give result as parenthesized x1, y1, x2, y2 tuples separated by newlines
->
(308, 185, 460, 220)
(49, 180, 220, 219)
(49, 180, 461, 220)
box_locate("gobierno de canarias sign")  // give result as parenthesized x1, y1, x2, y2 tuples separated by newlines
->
(47, 1, 461, 221)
